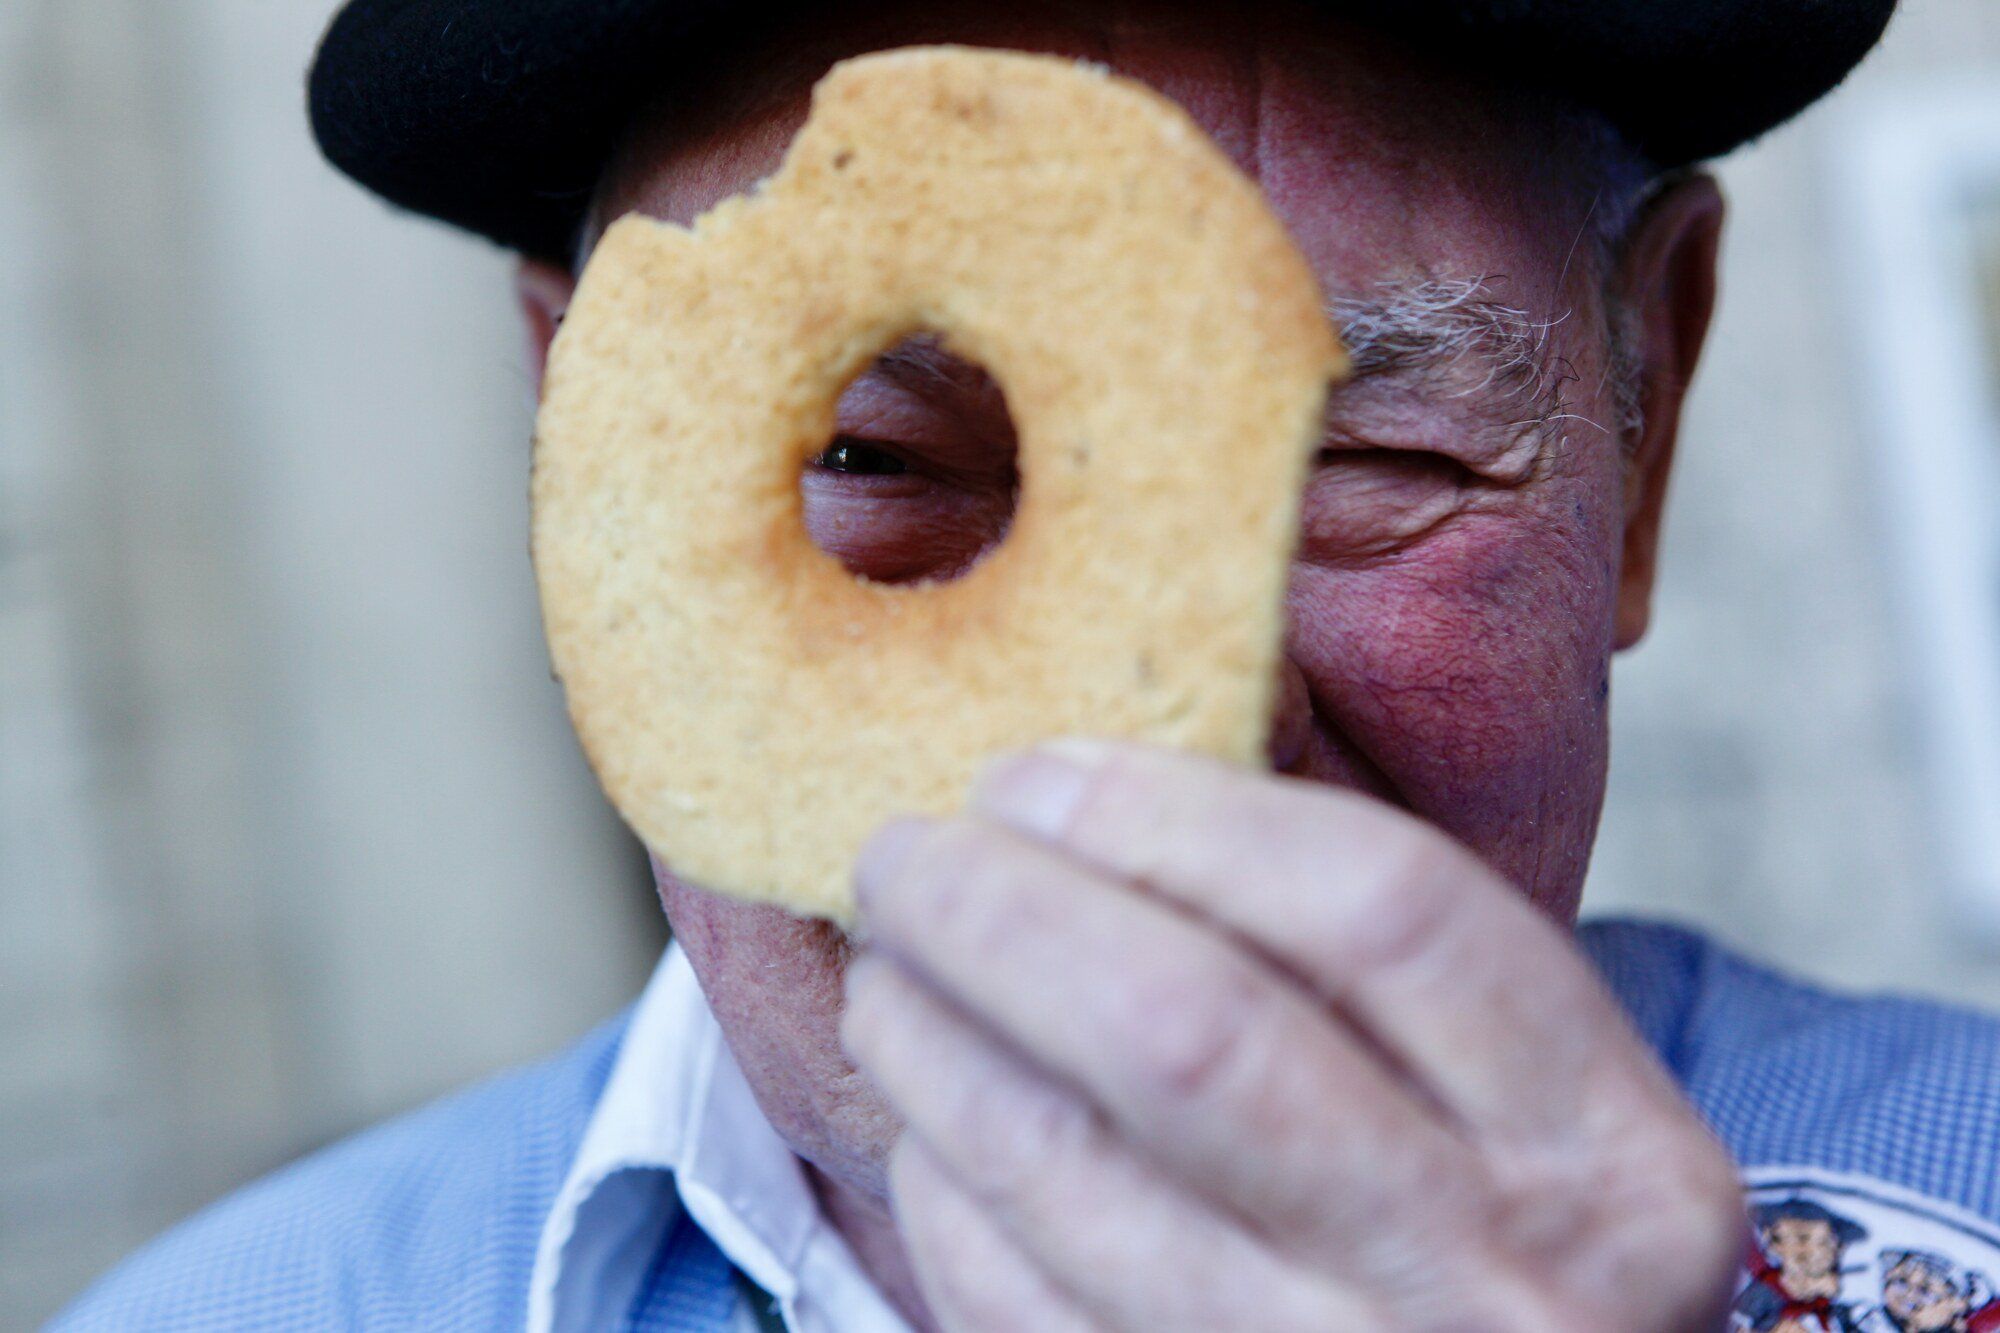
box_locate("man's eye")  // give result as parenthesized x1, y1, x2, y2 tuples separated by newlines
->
(814, 440, 909, 475)
(1296, 446, 1473, 561)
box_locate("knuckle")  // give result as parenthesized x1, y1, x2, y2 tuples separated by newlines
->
(1562, 1133, 1744, 1323)
(1007, 1077, 1099, 1168)
(903, 818, 1019, 938)
(1653, 1138, 1747, 1263)
(909, 815, 989, 885)
(1617, 1116, 1740, 1224)
(1128, 965, 1274, 1106)
(1483, 1163, 1597, 1262)
(957, 1077, 1100, 1204)
(1330, 830, 1466, 979)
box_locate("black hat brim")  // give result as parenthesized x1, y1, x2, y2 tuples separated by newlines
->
(308, 0, 1897, 260)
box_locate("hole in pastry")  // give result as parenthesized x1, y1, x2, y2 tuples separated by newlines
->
(802, 332, 1021, 585)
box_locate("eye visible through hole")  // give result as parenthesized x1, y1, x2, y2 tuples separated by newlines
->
(801, 333, 1020, 586)
(814, 440, 909, 475)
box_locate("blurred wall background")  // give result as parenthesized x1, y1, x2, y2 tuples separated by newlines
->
(2, 0, 1997, 1326)
(0, 2, 662, 1324)
(1584, 3, 2000, 1003)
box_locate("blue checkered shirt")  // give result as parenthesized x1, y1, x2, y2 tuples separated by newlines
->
(50, 919, 2000, 1330)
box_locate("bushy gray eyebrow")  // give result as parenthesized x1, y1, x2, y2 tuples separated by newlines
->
(876, 286, 1565, 400)
(1333, 277, 1553, 386)
(1329, 275, 1630, 445)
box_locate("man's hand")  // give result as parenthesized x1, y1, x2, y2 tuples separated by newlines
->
(840, 740, 1745, 1332)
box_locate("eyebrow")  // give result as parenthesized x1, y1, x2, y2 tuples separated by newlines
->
(869, 332, 999, 398)
(1328, 276, 1598, 441)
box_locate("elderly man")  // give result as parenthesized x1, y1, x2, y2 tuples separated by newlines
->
(54, 1, 2000, 1330)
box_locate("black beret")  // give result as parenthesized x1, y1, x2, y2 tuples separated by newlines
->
(1752, 1197, 1869, 1245)
(308, 0, 1898, 261)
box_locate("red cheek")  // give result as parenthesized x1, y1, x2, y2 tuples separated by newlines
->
(1284, 511, 1617, 903)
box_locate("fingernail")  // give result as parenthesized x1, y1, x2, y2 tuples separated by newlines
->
(973, 737, 1110, 840)
(854, 817, 929, 907)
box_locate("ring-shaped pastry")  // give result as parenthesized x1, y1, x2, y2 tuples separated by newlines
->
(533, 47, 1343, 921)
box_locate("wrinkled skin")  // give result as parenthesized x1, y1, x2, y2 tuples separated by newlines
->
(520, 2, 1738, 1327)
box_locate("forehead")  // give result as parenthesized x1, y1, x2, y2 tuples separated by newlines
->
(588, 0, 1614, 316)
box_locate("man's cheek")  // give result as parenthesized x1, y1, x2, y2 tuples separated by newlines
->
(1285, 523, 1615, 855)
(654, 864, 901, 1182)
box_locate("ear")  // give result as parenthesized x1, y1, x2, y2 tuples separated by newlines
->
(1609, 173, 1724, 650)
(517, 258, 578, 398)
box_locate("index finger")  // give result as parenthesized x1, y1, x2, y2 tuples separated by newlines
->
(968, 739, 1686, 1150)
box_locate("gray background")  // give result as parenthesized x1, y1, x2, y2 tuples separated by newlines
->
(4, 0, 1998, 1325)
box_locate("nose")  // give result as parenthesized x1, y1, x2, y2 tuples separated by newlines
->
(1267, 653, 1312, 772)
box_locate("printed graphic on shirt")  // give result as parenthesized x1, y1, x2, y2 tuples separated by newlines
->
(1734, 1168, 2000, 1333)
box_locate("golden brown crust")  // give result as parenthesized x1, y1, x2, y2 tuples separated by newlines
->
(532, 46, 1343, 922)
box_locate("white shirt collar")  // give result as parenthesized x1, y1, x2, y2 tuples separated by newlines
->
(528, 944, 913, 1333)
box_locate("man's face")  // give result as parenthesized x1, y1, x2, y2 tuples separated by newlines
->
(1883, 1260, 1966, 1330)
(1765, 1219, 1842, 1292)
(576, 0, 1688, 1203)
